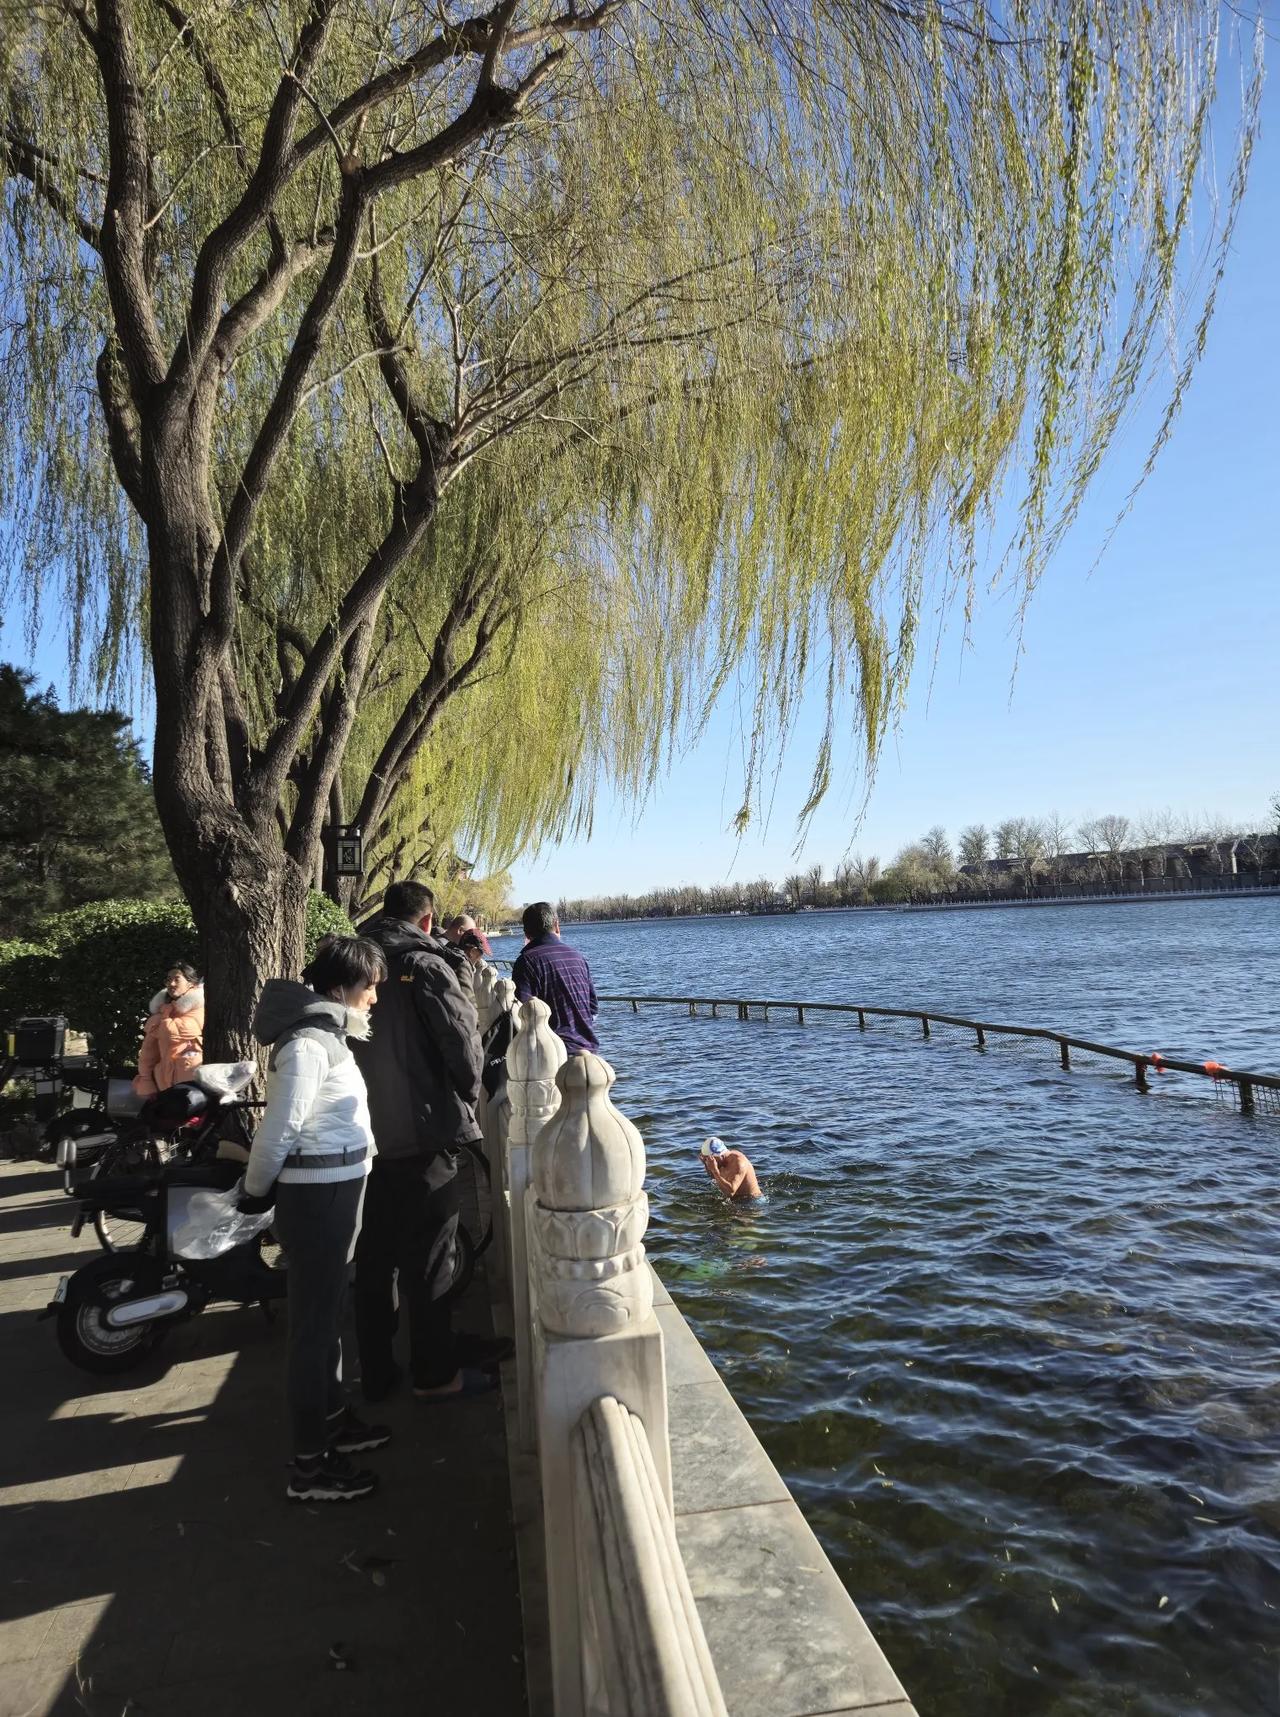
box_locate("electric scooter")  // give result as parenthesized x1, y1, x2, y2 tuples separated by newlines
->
(45, 1161, 285, 1373)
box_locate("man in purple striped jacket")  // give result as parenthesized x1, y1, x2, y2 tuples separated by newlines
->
(511, 902, 599, 1055)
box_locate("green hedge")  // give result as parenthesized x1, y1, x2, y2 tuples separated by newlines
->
(305, 892, 356, 952)
(0, 940, 58, 1036)
(1, 894, 354, 1063)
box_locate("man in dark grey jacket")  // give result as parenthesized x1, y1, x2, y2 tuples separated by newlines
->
(353, 880, 510, 1400)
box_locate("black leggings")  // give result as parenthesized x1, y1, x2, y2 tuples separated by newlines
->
(272, 1178, 365, 1456)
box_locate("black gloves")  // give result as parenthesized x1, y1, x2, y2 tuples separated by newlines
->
(238, 1187, 275, 1215)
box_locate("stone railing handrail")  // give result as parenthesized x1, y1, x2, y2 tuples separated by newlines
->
(494, 987, 921, 1717)
(506, 994, 566, 1448)
(494, 998, 919, 1717)
(499, 1009, 696, 1715)
(574, 1394, 728, 1717)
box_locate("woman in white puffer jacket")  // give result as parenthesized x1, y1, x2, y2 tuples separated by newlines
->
(241, 935, 387, 1505)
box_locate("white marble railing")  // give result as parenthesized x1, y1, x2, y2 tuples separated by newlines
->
(574, 1395, 728, 1717)
(505, 995, 566, 1449)
(476, 969, 515, 1286)
(494, 1000, 721, 1717)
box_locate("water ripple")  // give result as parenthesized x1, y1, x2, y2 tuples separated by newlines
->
(494, 900, 1280, 1716)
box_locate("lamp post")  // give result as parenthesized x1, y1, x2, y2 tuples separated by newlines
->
(331, 824, 364, 879)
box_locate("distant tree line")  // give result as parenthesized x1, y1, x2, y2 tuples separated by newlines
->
(556, 805, 1280, 922)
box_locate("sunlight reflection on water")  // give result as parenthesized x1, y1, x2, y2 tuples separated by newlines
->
(496, 899, 1280, 1717)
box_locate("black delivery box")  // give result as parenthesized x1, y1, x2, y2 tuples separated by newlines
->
(14, 1016, 67, 1064)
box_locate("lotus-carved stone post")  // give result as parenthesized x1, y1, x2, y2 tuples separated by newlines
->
(480, 975, 517, 1290)
(530, 1055, 653, 1338)
(530, 1053, 670, 1717)
(473, 960, 498, 1036)
(505, 995, 566, 1444)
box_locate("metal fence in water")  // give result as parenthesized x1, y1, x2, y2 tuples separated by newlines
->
(595, 993, 1280, 1118)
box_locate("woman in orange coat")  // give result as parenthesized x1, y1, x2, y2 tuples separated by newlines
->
(133, 963, 205, 1096)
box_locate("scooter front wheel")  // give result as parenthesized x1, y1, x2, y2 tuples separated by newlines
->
(56, 1265, 169, 1374)
(91, 1128, 164, 1252)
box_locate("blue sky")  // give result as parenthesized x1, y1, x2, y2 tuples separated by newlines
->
(4, 71, 1277, 905)
(513, 102, 1280, 902)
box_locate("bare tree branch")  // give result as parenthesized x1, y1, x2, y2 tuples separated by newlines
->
(245, 468, 439, 833)
(169, 0, 341, 397)
(94, 338, 146, 511)
(292, 0, 622, 164)
(365, 259, 444, 464)
(206, 167, 368, 655)
(56, 0, 100, 51)
(284, 620, 376, 862)
(1, 127, 102, 250)
(149, 0, 248, 167)
(213, 230, 335, 365)
(363, 48, 567, 197)
(93, 0, 167, 389)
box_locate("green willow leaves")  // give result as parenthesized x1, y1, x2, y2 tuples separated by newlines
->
(0, 0, 1262, 881)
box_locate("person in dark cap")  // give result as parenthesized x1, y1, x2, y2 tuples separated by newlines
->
(457, 927, 492, 970)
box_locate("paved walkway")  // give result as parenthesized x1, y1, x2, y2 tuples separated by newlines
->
(0, 1156, 527, 1716)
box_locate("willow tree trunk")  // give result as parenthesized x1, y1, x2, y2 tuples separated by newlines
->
(140, 401, 322, 1059)
(155, 789, 311, 1060)
(195, 848, 309, 1063)
(149, 651, 312, 1059)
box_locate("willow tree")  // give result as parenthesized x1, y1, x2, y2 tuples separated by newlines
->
(0, 0, 1260, 1052)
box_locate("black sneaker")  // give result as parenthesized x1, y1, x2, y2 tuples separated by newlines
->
(286, 1450, 378, 1503)
(328, 1407, 392, 1455)
(454, 1332, 515, 1370)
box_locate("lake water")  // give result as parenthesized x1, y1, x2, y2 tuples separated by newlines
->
(493, 898, 1280, 1717)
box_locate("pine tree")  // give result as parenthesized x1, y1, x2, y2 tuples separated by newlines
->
(0, 666, 174, 935)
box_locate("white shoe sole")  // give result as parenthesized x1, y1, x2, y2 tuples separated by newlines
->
(330, 1435, 391, 1454)
(286, 1481, 376, 1502)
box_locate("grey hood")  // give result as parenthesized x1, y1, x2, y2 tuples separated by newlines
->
(252, 979, 355, 1047)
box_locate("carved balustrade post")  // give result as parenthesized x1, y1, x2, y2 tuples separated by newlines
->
(530, 1053, 670, 1717)
(505, 996, 566, 1444)
(474, 965, 495, 1142)
(473, 961, 498, 1037)
(479, 975, 517, 1291)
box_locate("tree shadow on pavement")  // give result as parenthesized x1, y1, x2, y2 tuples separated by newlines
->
(0, 1164, 526, 1717)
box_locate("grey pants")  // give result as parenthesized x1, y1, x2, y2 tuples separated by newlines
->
(272, 1178, 366, 1457)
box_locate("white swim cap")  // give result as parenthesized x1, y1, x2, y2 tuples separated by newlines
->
(700, 1137, 728, 1156)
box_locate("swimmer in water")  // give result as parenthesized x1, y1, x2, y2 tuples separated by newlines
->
(700, 1137, 763, 1202)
